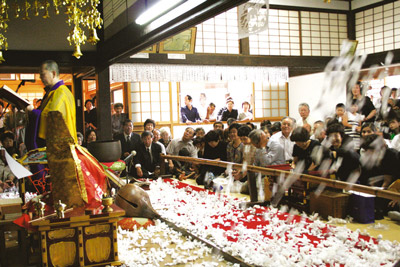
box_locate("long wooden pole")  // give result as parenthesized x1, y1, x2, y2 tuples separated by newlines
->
(160, 154, 400, 202)
(159, 217, 254, 267)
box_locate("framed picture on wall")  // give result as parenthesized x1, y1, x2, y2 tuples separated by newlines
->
(341, 40, 358, 57)
(159, 27, 197, 54)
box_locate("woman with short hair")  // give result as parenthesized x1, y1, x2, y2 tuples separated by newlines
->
(84, 129, 97, 147)
(290, 127, 327, 172)
(196, 130, 227, 185)
(326, 123, 360, 182)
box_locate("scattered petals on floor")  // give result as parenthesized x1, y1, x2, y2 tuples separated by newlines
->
(117, 220, 235, 267)
(142, 179, 400, 267)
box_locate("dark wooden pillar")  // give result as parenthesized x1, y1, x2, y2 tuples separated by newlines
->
(247, 171, 258, 202)
(123, 82, 130, 115)
(96, 66, 112, 140)
(73, 75, 84, 134)
(240, 37, 250, 55)
(347, 2, 355, 41)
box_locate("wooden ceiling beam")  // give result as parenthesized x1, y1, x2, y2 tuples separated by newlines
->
(97, 0, 248, 70)
(0, 50, 96, 76)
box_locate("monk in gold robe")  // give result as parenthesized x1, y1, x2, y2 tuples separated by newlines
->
(38, 62, 77, 143)
(38, 60, 106, 207)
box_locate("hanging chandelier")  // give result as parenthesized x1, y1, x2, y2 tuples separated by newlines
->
(0, 0, 103, 63)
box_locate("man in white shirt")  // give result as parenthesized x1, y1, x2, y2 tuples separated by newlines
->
(198, 93, 208, 121)
(296, 103, 315, 129)
(204, 103, 217, 122)
(270, 117, 296, 162)
(392, 133, 400, 150)
(166, 127, 197, 171)
(365, 85, 381, 107)
(152, 128, 166, 155)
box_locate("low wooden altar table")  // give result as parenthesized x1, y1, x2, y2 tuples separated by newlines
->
(31, 204, 125, 267)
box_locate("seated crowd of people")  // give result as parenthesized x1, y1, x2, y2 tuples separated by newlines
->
(0, 100, 33, 193)
(106, 82, 400, 218)
(3, 81, 398, 213)
(180, 94, 254, 124)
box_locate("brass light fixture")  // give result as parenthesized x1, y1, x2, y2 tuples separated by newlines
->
(0, 0, 103, 62)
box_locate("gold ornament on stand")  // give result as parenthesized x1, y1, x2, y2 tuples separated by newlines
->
(54, 200, 67, 219)
(102, 193, 114, 213)
(35, 200, 46, 218)
(0, 0, 103, 62)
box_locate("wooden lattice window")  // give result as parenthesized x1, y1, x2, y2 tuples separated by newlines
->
(356, 2, 400, 54)
(195, 7, 239, 54)
(300, 11, 347, 56)
(130, 82, 176, 123)
(249, 9, 301, 56)
(254, 82, 288, 118)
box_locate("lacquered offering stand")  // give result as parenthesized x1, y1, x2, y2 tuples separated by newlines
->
(31, 204, 125, 267)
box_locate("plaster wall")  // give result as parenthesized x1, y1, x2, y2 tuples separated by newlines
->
(288, 72, 347, 124)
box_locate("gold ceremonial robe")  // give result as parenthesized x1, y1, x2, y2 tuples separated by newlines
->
(38, 82, 77, 143)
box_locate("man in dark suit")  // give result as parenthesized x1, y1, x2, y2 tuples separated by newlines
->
(132, 131, 163, 178)
(114, 119, 141, 160)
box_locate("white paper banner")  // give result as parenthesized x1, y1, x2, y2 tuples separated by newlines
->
(110, 64, 288, 83)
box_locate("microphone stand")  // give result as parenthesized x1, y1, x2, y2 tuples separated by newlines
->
(125, 163, 130, 185)
(123, 151, 136, 185)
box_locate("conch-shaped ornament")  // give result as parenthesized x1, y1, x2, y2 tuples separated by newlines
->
(115, 184, 159, 219)
(87, 28, 99, 45)
(72, 44, 82, 59)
